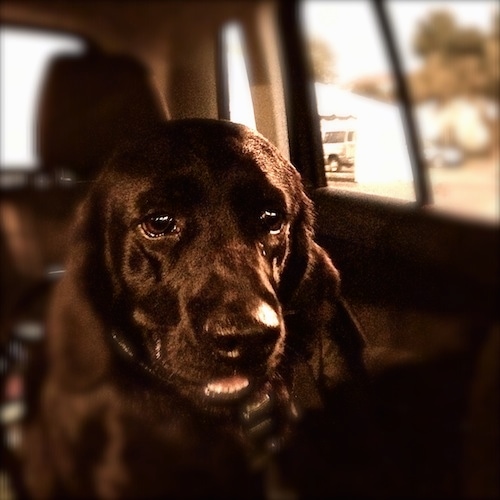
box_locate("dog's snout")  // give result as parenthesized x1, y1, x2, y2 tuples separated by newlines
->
(212, 326, 280, 360)
(254, 302, 280, 329)
(204, 302, 281, 362)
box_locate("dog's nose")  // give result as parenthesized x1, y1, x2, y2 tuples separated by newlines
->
(205, 303, 281, 362)
(211, 326, 280, 361)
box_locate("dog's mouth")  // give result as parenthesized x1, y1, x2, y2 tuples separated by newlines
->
(201, 375, 297, 459)
(203, 374, 251, 402)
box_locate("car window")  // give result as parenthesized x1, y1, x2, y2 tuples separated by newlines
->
(301, 0, 415, 202)
(388, 0, 499, 222)
(302, 0, 499, 222)
(222, 22, 256, 130)
(0, 27, 84, 170)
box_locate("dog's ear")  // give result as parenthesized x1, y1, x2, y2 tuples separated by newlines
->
(285, 241, 366, 390)
(280, 179, 366, 388)
(278, 180, 316, 306)
(47, 188, 112, 391)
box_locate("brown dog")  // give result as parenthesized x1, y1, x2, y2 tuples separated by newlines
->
(22, 119, 367, 498)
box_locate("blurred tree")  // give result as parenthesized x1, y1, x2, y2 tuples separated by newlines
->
(411, 8, 499, 102)
(449, 28, 487, 96)
(308, 37, 337, 84)
(447, 27, 484, 56)
(413, 10, 457, 57)
(351, 77, 393, 102)
(484, 11, 500, 99)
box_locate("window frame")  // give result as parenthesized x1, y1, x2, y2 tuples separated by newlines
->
(277, 0, 432, 206)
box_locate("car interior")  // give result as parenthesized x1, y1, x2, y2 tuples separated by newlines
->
(1, 0, 498, 498)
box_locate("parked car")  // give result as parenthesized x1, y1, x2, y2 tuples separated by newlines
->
(424, 141, 464, 168)
(322, 129, 356, 172)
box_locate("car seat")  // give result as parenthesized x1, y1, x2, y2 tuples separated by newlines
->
(0, 46, 167, 496)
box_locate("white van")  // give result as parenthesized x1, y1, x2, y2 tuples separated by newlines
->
(321, 118, 357, 172)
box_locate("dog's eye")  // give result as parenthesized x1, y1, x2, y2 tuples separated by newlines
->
(259, 210, 284, 235)
(141, 214, 179, 238)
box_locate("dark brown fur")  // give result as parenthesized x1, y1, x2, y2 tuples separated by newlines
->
(22, 119, 367, 498)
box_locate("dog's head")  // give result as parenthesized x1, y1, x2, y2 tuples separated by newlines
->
(50, 120, 331, 420)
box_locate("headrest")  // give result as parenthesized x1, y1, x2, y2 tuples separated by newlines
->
(37, 48, 167, 180)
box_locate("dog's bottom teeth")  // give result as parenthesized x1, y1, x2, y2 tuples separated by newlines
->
(204, 376, 249, 400)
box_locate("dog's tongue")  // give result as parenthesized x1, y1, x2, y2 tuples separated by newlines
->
(204, 375, 250, 401)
